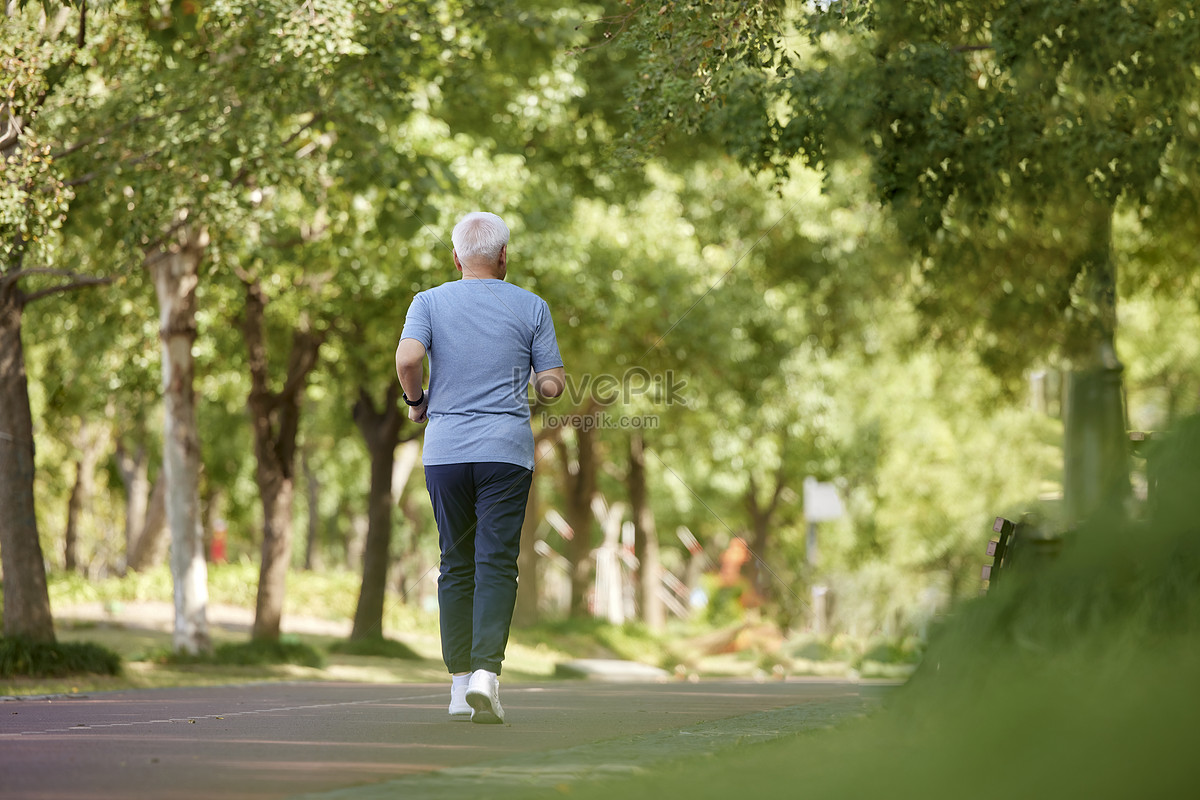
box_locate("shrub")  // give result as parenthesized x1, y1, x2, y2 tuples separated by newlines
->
(0, 636, 122, 678)
(160, 638, 325, 669)
(328, 636, 423, 660)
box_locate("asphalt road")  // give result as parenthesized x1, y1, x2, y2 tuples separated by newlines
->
(0, 679, 889, 800)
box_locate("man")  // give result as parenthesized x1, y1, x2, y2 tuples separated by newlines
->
(396, 211, 565, 724)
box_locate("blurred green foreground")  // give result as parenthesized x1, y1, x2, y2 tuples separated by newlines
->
(537, 416, 1200, 800)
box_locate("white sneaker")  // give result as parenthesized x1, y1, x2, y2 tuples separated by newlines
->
(465, 669, 505, 724)
(449, 680, 471, 718)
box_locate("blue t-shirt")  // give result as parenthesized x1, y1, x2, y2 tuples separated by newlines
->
(400, 278, 563, 470)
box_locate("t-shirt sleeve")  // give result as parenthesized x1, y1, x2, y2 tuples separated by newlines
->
(400, 292, 433, 350)
(531, 300, 564, 373)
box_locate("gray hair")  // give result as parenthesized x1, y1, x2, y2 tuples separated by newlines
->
(451, 212, 510, 261)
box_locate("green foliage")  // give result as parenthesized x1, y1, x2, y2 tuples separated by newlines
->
(11, 0, 1200, 653)
(518, 416, 1200, 800)
(0, 636, 122, 678)
(857, 635, 923, 667)
(617, 0, 1200, 367)
(158, 637, 325, 669)
(0, 4, 80, 274)
(514, 618, 665, 664)
(46, 562, 367, 622)
(49, 567, 175, 607)
(328, 636, 422, 660)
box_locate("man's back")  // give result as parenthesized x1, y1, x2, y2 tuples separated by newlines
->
(401, 278, 561, 469)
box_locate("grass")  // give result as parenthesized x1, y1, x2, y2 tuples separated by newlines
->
(3, 562, 917, 696)
(513, 618, 669, 665)
(0, 621, 453, 697)
(1, 605, 897, 697)
(4, 577, 683, 695)
(513, 416, 1200, 799)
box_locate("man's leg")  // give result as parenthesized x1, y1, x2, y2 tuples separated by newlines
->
(470, 463, 534, 675)
(425, 464, 477, 675)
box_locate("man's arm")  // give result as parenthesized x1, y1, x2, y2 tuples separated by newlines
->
(532, 366, 565, 399)
(396, 338, 429, 423)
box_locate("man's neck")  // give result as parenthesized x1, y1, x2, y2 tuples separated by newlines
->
(460, 261, 505, 280)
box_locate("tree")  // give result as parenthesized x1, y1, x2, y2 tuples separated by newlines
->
(150, 220, 212, 652)
(36, 0, 456, 651)
(239, 274, 323, 641)
(626, 430, 664, 629)
(617, 0, 1200, 524)
(1, 2, 103, 641)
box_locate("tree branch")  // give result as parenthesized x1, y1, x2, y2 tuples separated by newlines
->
(766, 462, 787, 518)
(24, 275, 113, 305)
(267, 221, 331, 250)
(5, 267, 85, 282)
(232, 111, 324, 188)
(141, 216, 192, 262)
(63, 144, 169, 186)
(52, 102, 204, 160)
(0, 108, 21, 152)
(570, 4, 647, 54)
(2, 266, 105, 291)
(277, 330, 323, 401)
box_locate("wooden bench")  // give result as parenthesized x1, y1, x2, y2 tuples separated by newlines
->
(982, 516, 1016, 590)
(983, 514, 1063, 592)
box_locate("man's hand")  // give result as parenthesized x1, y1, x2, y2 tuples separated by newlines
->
(408, 393, 429, 424)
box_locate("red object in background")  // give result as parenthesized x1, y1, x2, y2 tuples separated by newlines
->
(210, 521, 228, 564)
(719, 537, 749, 587)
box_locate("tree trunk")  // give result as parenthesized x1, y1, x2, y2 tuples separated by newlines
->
(0, 281, 55, 642)
(350, 384, 404, 640)
(747, 505, 771, 603)
(242, 278, 323, 642)
(63, 421, 104, 573)
(151, 223, 211, 655)
(302, 444, 322, 571)
(396, 492, 428, 604)
(387, 439, 422, 598)
(745, 470, 785, 604)
(116, 441, 150, 566)
(1062, 204, 1130, 525)
(64, 459, 83, 573)
(115, 430, 170, 573)
(627, 432, 664, 630)
(251, 473, 295, 641)
(126, 476, 168, 572)
(560, 426, 597, 619)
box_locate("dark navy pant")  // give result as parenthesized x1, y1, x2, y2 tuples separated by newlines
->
(425, 462, 533, 676)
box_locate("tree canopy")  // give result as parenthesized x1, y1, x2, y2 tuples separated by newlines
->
(3, 0, 1199, 647)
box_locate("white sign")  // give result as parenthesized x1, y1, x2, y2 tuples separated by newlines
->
(803, 477, 844, 522)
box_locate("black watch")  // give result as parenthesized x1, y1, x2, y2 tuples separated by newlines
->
(403, 390, 425, 407)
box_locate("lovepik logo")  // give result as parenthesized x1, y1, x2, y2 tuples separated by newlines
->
(513, 367, 688, 407)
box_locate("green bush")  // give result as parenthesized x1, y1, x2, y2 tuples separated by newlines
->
(158, 637, 325, 669)
(328, 636, 423, 660)
(516, 618, 665, 664)
(857, 635, 924, 666)
(0, 636, 122, 678)
(786, 637, 832, 661)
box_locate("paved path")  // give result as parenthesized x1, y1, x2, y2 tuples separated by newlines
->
(0, 680, 889, 799)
